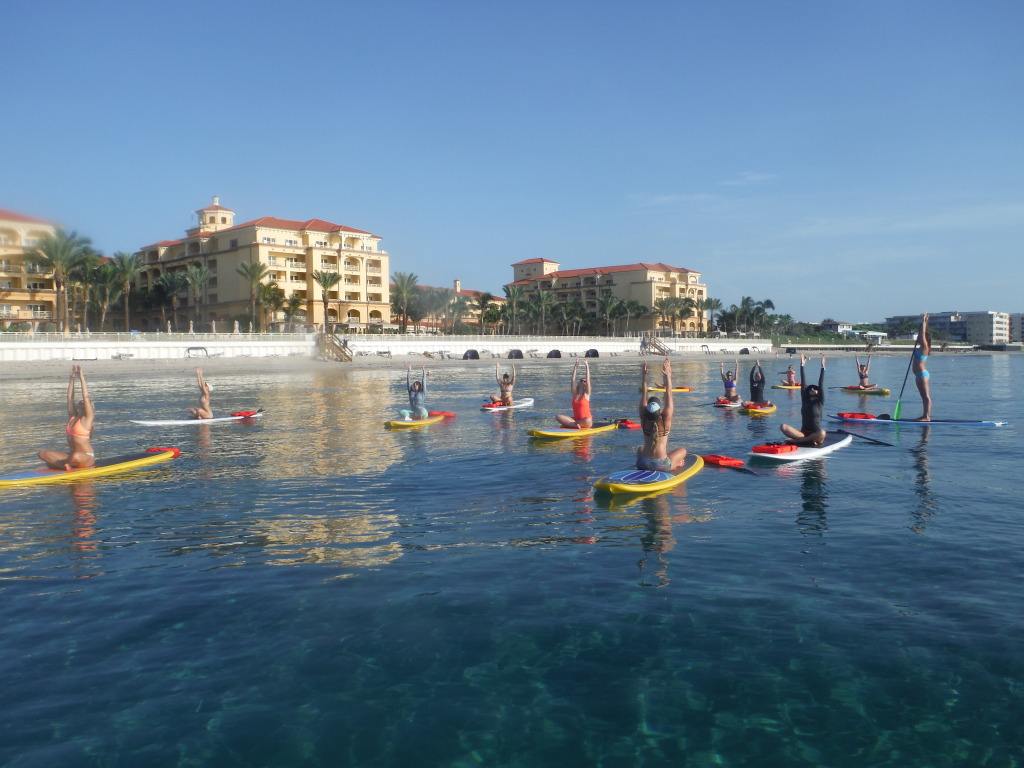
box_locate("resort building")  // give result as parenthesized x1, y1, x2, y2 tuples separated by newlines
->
(0, 208, 59, 329)
(507, 258, 708, 333)
(886, 311, 1011, 346)
(134, 198, 391, 331)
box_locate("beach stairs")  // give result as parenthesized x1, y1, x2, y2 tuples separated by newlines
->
(645, 336, 672, 356)
(317, 333, 353, 362)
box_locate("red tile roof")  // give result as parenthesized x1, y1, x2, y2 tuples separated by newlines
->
(196, 204, 234, 213)
(0, 208, 56, 226)
(519, 262, 695, 280)
(511, 257, 558, 266)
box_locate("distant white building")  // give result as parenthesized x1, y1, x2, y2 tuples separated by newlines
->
(820, 320, 853, 335)
(886, 311, 1010, 346)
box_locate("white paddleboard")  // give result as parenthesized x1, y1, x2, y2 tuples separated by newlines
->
(131, 410, 263, 426)
(481, 398, 535, 412)
(748, 433, 852, 462)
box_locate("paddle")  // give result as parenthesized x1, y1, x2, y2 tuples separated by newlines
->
(836, 428, 895, 447)
(891, 338, 919, 421)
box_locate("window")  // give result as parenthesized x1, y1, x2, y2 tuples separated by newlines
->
(262, 237, 276, 244)
(230, 239, 238, 249)
(285, 239, 299, 246)
(315, 240, 328, 248)
(24, 237, 38, 247)
(221, 217, 227, 224)
(28, 281, 46, 290)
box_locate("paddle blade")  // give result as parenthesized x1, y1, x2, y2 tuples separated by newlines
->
(893, 399, 902, 420)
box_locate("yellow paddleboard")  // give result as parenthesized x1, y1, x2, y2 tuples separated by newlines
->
(644, 386, 692, 393)
(0, 448, 180, 488)
(772, 384, 801, 390)
(594, 454, 704, 494)
(841, 386, 891, 396)
(527, 422, 619, 439)
(385, 414, 445, 429)
(739, 404, 777, 415)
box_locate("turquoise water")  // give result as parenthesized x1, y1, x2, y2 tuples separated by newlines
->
(1, 354, 1021, 767)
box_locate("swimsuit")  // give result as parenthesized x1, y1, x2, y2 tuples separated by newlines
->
(66, 417, 90, 438)
(572, 395, 592, 422)
(636, 455, 672, 471)
(913, 350, 929, 378)
(916, 370, 930, 379)
(914, 351, 928, 361)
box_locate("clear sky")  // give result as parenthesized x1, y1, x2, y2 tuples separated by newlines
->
(5, 0, 1022, 324)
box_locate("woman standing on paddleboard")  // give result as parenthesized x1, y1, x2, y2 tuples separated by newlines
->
(39, 365, 96, 471)
(637, 358, 687, 471)
(556, 359, 592, 429)
(780, 355, 826, 446)
(489, 364, 516, 406)
(401, 364, 428, 420)
(912, 313, 932, 421)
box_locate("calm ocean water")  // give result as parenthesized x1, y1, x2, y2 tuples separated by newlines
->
(1, 353, 1021, 767)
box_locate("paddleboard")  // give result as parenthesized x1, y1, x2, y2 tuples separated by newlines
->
(829, 413, 1008, 427)
(593, 454, 704, 494)
(385, 414, 446, 429)
(481, 398, 535, 411)
(739, 404, 777, 415)
(645, 386, 692, 393)
(841, 386, 891, 396)
(748, 433, 852, 462)
(131, 410, 263, 426)
(528, 422, 619, 439)
(714, 399, 742, 409)
(0, 447, 181, 488)
(772, 384, 801, 390)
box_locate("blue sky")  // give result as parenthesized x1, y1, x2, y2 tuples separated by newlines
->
(5, 0, 1022, 324)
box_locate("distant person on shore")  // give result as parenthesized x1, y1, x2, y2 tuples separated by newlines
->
(556, 358, 592, 429)
(855, 355, 875, 390)
(39, 365, 96, 471)
(720, 361, 739, 401)
(187, 367, 213, 419)
(637, 358, 687, 471)
(490, 364, 516, 406)
(400, 364, 428, 420)
(781, 365, 797, 386)
(780, 355, 826, 446)
(912, 314, 932, 421)
(743, 360, 772, 408)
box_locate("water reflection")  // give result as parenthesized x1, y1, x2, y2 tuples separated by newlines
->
(796, 462, 829, 536)
(909, 426, 936, 533)
(255, 513, 402, 573)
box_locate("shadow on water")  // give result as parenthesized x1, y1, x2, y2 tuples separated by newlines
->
(796, 461, 829, 536)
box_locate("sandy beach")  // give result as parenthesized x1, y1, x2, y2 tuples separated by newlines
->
(0, 346, 931, 383)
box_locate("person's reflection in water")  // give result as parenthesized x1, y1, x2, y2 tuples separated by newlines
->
(69, 483, 102, 577)
(910, 426, 936, 533)
(796, 462, 829, 536)
(636, 486, 692, 588)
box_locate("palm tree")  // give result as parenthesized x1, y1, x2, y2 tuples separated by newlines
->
(311, 270, 343, 331)
(473, 291, 494, 334)
(283, 294, 306, 330)
(596, 294, 621, 335)
(619, 299, 646, 335)
(259, 281, 285, 330)
(674, 296, 698, 335)
(653, 297, 678, 334)
(530, 289, 557, 335)
(28, 228, 92, 333)
(156, 271, 189, 331)
(390, 272, 420, 333)
(423, 287, 454, 333)
(448, 295, 470, 332)
(753, 298, 776, 335)
(92, 261, 123, 332)
(695, 297, 722, 335)
(237, 261, 270, 330)
(184, 263, 211, 325)
(503, 284, 525, 334)
(67, 247, 102, 331)
(110, 252, 143, 332)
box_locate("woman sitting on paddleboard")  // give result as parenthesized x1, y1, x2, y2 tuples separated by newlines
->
(400, 364, 429, 420)
(556, 358, 592, 429)
(913, 313, 932, 422)
(187, 367, 213, 419)
(743, 360, 772, 408)
(489, 364, 516, 406)
(637, 358, 687, 471)
(781, 365, 797, 386)
(780, 355, 826, 446)
(39, 365, 96, 471)
(855, 355, 875, 390)
(720, 360, 740, 401)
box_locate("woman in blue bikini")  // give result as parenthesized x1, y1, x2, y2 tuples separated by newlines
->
(912, 313, 931, 421)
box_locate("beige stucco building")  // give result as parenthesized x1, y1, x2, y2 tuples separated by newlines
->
(134, 198, 391, 330)
(0, 208, 59, 329)
(508, 258, 708, 333)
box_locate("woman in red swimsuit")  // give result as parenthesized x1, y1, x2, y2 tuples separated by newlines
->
(556, 358, 593, 429)
(39, 365, 96, 470)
